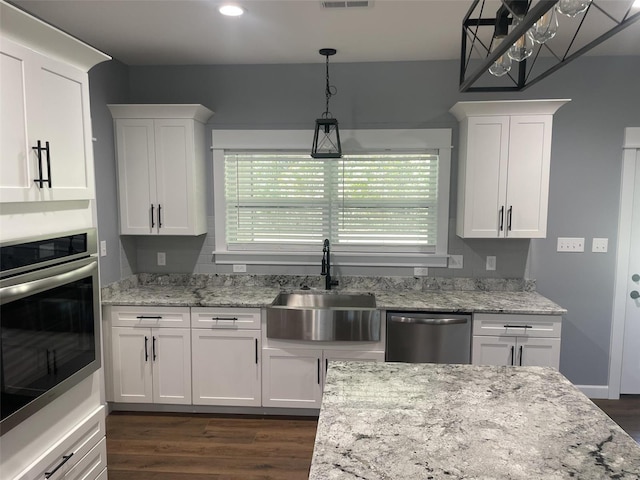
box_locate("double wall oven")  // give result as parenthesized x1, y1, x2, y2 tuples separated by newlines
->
(0, 229, 100, 435)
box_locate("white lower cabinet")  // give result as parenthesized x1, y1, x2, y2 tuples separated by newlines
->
(16, 406, 106, 480)
(471, 314, 562, 368)
(262, 348, 384, 409)
(109, 306, 192, 404)
(192, 329, 261, 406)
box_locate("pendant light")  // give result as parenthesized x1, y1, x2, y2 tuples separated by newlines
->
(311, 48, 342, 159)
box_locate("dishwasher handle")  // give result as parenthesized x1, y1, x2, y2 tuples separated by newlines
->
(389, 316, 468, 325)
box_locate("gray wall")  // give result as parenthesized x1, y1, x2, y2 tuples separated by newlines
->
(89, 59, 130, 285)
(90, 55, 640, 387)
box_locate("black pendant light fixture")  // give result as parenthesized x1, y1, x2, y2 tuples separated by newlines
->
(311, 48, 342, 159)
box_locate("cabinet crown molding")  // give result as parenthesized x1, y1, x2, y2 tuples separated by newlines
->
(0, 0, 110, 72)
(108, 104, 214, 123)
(449, 99, 571, 121)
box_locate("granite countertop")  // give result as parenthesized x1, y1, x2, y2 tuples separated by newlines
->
(309, 362, 640, 479)
(102, 282, 566, 315)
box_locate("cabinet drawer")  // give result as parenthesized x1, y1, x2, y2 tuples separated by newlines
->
(64, 437, 107, 480)
(473, 314, 561, 338)
(191, 307, 261, 329)
(16, 406, 106, 480)
(110, 306, 190, 328)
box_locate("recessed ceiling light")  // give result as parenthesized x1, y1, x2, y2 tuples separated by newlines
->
(219, 4, 245, 16)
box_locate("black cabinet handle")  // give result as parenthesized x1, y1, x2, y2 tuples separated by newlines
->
(158, 204, 162, 228)
(45, 141, 52, 187)
(32, 140, 52, 188)
(212, 317, 238, 321)
(152, 336, 157, 361)
(510, 346, 514, 366)
(317, 358, 321, 385)
(507, 206, 513, 231)
(504, 325, 532, 329)
(499, 206, 504, 232)
(144, 336, 149, 362)
(151, 204, 155, 228)
(255, 339, 258, 364)
(136, 315, 163, 320)
(45, 453, 74, 479)
(519, 345, 523, 366)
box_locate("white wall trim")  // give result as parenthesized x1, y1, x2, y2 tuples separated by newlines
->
(575, 384, 609, 399)
(608, 127, 640, 399)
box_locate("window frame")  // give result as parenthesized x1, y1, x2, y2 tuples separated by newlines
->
(212, 129, 451, 267)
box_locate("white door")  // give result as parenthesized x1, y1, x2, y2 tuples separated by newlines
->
(506, 115, 552, 238)
(154, 119, 194, 235)
(472, 336, 516, 366)
(517, 337, 561, 368)
(262, 348, 322, 408)
(152, 328, 191, 404)
(621, 149, 640, 394)
(192, 329, 261, 406)
(111, 327, 153, 403)
(115, 119, 156, 234)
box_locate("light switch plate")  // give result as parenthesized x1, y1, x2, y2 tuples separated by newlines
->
(592, 238, 608, 253)
(449, 255, 463, 269)
(157, 252, 166, 266)
(233, 264, 247, 273)
(100, 240, 107, 257)
(557, 237, 585, 252)
(486, 256, 496, 271)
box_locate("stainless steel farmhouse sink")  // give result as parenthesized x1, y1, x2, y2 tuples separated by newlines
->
(266, 292, 381, 342)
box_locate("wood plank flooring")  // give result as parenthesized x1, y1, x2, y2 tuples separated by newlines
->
(106, 397, 640, 479)
(106, 413, 318, 480)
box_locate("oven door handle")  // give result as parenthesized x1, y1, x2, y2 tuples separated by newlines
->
(0, 260, 97, 304)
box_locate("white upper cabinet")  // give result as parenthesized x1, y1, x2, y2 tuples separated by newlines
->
(1, 25, 109, 202)
(450, 100, 569, 238)
(109, 104, 213, 235)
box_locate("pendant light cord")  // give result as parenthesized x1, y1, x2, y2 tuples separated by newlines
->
(323, 54, 337, 118)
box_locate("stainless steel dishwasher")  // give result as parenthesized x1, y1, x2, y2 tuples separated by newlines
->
(385, 312, 472, 364)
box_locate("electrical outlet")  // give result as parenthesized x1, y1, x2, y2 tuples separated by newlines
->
(233, 264, 247, 273)
(592, 238, 608, 253)
(448, 255, 463, 269)
(557, 237, 585, 252)
(100, 240, 107, 257)
(413, 267, 428, 276)
(486, 256, 496, 271)
(157, 252, 166, 266)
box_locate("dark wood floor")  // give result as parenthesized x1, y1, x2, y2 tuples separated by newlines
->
(106, 397, 640, 479)
(593, 394, 640, 443)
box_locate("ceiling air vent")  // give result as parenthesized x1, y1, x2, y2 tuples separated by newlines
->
(322, 1, 371, 9)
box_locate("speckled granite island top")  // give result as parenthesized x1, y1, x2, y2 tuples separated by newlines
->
(309, 362, 640, 480)
(101, 275, 566, 314)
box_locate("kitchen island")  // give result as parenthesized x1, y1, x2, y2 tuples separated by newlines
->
(309, 362, 640, 479)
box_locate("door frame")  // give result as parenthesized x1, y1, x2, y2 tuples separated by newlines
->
(608, 127, 640, 399)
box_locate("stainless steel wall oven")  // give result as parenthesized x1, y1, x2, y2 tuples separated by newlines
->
(0, 229, 100, 435)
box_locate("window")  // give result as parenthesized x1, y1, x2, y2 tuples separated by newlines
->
(213, 129, 451, 266)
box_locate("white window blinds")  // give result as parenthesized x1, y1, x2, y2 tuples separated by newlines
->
(224, 151, 439, 248)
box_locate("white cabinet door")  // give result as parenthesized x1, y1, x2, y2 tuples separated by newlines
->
(152, 328, 192, 404)
(0, 39, 94, 202)
(192, 329, 261, 406)
(517, 337, 561, 368)
(506, 115, 552, 238)
(111, 327, 153, 403)
(115, 119, 156, 234)
(472, 335, 517, 367)
(459, 116, 510, 238)
(262, 348, 322, 408)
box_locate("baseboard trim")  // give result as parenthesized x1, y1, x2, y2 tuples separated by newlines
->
(576, 384, 610, 399)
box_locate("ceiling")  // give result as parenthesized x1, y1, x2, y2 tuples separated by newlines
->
(9, 0, 640, 66)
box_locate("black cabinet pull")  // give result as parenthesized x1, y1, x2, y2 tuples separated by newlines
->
(212, 317, 238, 321)
(158, 204, 162, 228)
(510, 346, 514, 366)
(317, 358, 321, 385)
(519, 345, 523, 366)
(144, 336, 149, 362)
(45, 453, 74, 479)
(504, 325, 532, 329)
(136, 315, 163, 320)
(325, 358, 328, 375)
(255, 339, 258, 364)
(152, 336, 157, 361)
(507, 206, 513, 231)
(499, 206, 504, 232)
(32, 140, 52, 188)
(151, 204, 155, 228)
(45, 140, 52, 187)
